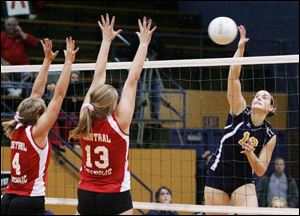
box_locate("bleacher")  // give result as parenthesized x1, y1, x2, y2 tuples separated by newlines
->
(1, 1, 235, 64)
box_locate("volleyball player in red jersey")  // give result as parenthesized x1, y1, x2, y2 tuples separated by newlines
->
(69, 14, 156, 215)
(1, 38, 79, 215)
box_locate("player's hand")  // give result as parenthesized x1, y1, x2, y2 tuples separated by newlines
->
(41, 38, 59, 62)
(237, 25, 249, 48)
(98, 13, 122, 42)
(64, 37, 79, 64)
(240, 139, 255, 154)
(136, 17, 157, 46)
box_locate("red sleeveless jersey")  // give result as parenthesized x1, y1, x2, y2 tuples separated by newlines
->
(78, 114, 130, 193)
(6, 123, 51, 196)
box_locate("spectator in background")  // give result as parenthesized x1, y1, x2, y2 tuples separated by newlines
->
(256, 157, 299, 208)
(1, 17, 38, 97)
(146, 186, 179, 215)
(270, 196, 287, 208)
(46, 71, 81, 107)
(1, 17, 38, 67)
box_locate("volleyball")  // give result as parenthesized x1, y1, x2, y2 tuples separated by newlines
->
(208, 16, 238, 45)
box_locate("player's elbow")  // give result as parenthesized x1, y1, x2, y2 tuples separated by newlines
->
(255, 167, 267, 177)
(256, 171, 265, 177)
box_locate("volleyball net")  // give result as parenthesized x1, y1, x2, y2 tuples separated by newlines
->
(1, 55, 299, 215)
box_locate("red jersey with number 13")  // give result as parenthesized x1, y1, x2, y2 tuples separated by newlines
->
(78, 114, 130, 193)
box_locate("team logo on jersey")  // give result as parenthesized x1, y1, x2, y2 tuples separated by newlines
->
(238, 131, 259, 148)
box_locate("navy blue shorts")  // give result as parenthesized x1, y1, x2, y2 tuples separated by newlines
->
(1, 194, 45, 215)
(77, 189, 133, 215)
(205, 169, 254, 197)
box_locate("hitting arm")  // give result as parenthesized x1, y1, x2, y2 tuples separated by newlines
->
(227, 25, 249, 115)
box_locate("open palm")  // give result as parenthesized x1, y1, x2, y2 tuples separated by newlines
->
(98, 14, 122, 42)
(41, 38, 59, 61)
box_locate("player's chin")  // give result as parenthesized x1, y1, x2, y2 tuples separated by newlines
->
(251, 104, 266, 112)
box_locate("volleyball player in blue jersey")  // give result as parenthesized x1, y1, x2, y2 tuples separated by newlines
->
(204, 25, 277, 210)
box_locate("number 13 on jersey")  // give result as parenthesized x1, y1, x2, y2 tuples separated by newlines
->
(85, 145, 109, 169)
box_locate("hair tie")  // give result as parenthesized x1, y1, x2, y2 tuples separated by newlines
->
(14, 112, 24, 122)
(81, 103, 94, 112)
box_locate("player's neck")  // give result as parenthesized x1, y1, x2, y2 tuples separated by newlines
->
(250, 111, 265, 127)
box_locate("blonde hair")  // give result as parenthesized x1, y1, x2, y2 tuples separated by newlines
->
(270, 196, 287, 208)
(267, 94, 276, 117)
(2, 98, 46, 139)
(69, 84, 118, 139)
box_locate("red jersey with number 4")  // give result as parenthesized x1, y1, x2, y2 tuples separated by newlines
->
(6, 123, 51, 196)
(78, 114, 130, 193)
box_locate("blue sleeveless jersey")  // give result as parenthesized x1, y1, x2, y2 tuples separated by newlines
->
(207, 107, 276, 180)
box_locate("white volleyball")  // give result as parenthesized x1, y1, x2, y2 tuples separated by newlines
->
(208, 17, 238, 45)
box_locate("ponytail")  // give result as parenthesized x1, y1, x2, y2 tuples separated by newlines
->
(69, 85, 119, 140)
(1, 98, 46, 139)
(267, 96, 277, 117)
(2, 119, 18, 139)
(69, 108, 93, 140)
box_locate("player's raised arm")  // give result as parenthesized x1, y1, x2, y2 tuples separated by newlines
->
(227, 25, 249, 115)
(115, 17, 157, 134)
(32, 37, 79, 148)
(30, 38, 59, 99)
(82, 14, 122, 107)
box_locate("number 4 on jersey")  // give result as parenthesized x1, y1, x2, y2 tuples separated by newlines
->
(12, 152, 21, 175)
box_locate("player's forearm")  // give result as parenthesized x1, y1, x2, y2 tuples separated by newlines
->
(228, 45, 245, 80)
(233, 44, 245, 58)
(30, 58, 52, 98)
(128, 44, 148, 82)
(54, 62, 72, 97)
(246, 151, 267, 177)
(94, 41, 111, 80)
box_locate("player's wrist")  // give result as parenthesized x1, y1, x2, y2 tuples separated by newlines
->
(64, 59, 73, 65)
(101, 39, 112, 44)
(43, 58, 52, 64)
(139, 43, 149, 47)
(245, 150, 255, 158)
